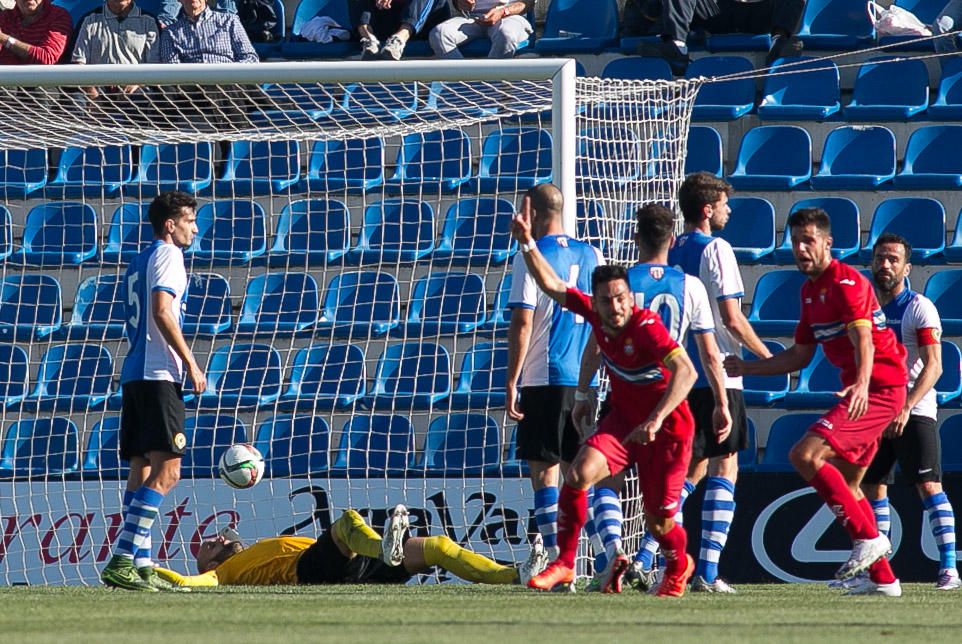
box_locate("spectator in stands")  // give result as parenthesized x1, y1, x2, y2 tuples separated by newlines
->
(160, 0, 259, 63)
(429, 0, 533, 59)
(349, 0, 450, 60)
(0, 0, 72, 65)
(158, 0, 235, 27)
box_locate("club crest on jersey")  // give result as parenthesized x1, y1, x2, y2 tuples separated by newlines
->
(624, 338, 635, 356)
(648, 266, 664, 280)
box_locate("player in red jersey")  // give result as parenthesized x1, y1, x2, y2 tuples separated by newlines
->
(510, 197, 699, 597)
(725, 207, 909, 594)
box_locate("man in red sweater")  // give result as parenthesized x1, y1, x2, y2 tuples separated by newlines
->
(0, 0, 72, 65)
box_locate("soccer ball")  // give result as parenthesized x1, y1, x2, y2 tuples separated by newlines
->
(218, 444, 265, 489)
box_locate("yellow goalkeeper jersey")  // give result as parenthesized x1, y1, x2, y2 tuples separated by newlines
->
(213, 536, 315, 585)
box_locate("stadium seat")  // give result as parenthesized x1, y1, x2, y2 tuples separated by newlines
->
(363, 342, 451, 410)
(385, 129, 472, 194)
(346, 199, 434, 265)
(576, 201, 606, 249)
(187, 200, 267, 266)
(258, 83, 336, 120)
(757, 57, 841, 121)
(269, 198, 351, 267)
(0, 207, 11, 263)
(756, 414, 818, 472)
(402, 272, 487, 336)
(278, 343, 366, 411)
(876, 0, 945, 50)
(601, 56, 673, 80)
(860, 197, 946, 264)
(739, 418, 759, 470)
(937, 341, 962, 407)
(774, 197, 861, 264)
(182, 273, 232, 337)
(928, 58, 962, 120)
(810, 125, 897, 190)
(716, 196, 776, 263)
(684, 125, 724, 177)
(341, 82, 419, 123)
(0, 344, 29, 409)
(796, 0, 875, 49)
(0, 417, 79, 478)
(482, 272, 512, 332)
(708, 32, 772, 51)
(23, 343, 113, 411)
(250, 0, 286, 56)
(420, 413, 502, 476)
(331, 415, 416, 476)
(894, 125, 962, 189)
(63, 274, 124, 340)
(687, 56, 755, 121)
(742, 341, 789, 406)
(747, 270, 808, 334)
(254, 415, 330, 477)
(501, 423, 530, 476)
(11, 202, 98, 266)
(435, 197, 517, 266)
(46, 143, 132, 198)
(577, 126, 643, 192)
(102, 204, 153, 264)
(782, 346, 843, 408)
(131, 142, 214, 196)
(236, 272, 319, 336)
(0, 148, 47, 198)
(471, 127, 552, 193)
(535, 0, 618, 54)
(449, 341, 508, 409)
(81, 416, 123, 479)
(181, 415, 248, 478)
(52, 0, 99, 23)
(424, 81, 503, 118)
(281, 0, 357, 58)
(298, 139, 384, 194)
(728, 125, 812, 190)
(213, 140, 300, 196)
(0, 274, 62, 341)
(944, 208, 962, 263)
(316, 271, 401, 338)
(195, 344, 283, 410)
(940, 415, 962, 471)
(844, 57, 929, 120)
(924, 271, 962, 334)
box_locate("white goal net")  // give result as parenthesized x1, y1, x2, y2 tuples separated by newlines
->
(0, 61, 700, 585)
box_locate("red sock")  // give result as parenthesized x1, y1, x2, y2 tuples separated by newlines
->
(556, 484, 587, 568)
(857, 496, 897, 584)
(809, 464, 878, 541)
(656, 524, 688, 576)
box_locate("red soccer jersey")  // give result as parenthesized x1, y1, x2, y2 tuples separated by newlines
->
(794, 260, 908, 390)
(565, 288, 690, 436)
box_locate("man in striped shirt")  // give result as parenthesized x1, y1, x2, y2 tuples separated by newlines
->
(160, 0, 258, 63)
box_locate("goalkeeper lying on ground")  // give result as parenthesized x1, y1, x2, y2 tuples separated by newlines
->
(156, 505, 548, 587)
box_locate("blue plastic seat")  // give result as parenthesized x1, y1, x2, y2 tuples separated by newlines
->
(756, 414, 818, 472)
(0, 344, 28, 409)
(936, 341, 962, 407)
(341, 82, 419, 123)
(385, 129, 472, 194)
(450, 341, 507, 409)
(402, 272, 487, 336)
(435, 198, 517, 266)
(195, 344, 283, 410)
(797, 0, 875, 49)
(269, 198, 351, 267)
(0, 206, 12, 263)
(0, 274, 62, 341)
(12, 202, 98, 266)
(82, 416, 123, 479)
(214, 140, 300, 196)
(758, 57, 840, 121)
(102, 204, 152, 264)
(729, 125, 812, 190)
(0, 417, 79, 478)
(716, 197, 775, 263)
(63, 274, 124, 340)
(924, 270, 962, 334)
(250, 0, 286, 56)
(601, 56, 673, 80)
(236, 272, 319, 336)
(421, 413, 501, 476)
(895, 125, 962, 189)
(687, 56, 755, 121)
(782, 346, 843, 408)
(708, 32, 772, 51)
(747, 270, 808, 334)
(878, 0, 946, 50)
(316, 271, 400, 338)
(132, 142, 214, 196)
(0, 148, 47, 198)
(425, 81, 503, 118)
(346, 199, 434, 265)
(684, 125, 723, 177)
(774, 198, 861, 264)
(52, 0, 99, 23)
(944, 208, 962, 263)
(577, 126, 643, 192)
(535, 0, 618, 53)
(183, 272, 232, 337)
(482, 272, 512, 332)
(298, 139, 384, 194)
(845, 57, 929, 120)
(187, 200, 267, 265)
(258, 83, 336, 120)
(281, 0, 357, 58)
(860, 197, 946, 264)
(470, 127, 552, 193)
(501, 423, 529, 476)
(363, 342, 451, 410)
(254, 414, 330, 477)
(181, 414, 248, 478)
(24, 343, 113, 411)
(928, 58, 962, 120)
(738, 418, 758, 470)
(811, 125, 897, 190)
(46, 144, 132, 198)
(278, 343, 366, 411)
(330, 415, 415, 476)
(742, 340, 789, 406)
(940, 415, 962, 471)
(576, 201, 606, 250)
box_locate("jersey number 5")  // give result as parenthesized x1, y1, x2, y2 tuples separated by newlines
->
(127, 273, 141, 329)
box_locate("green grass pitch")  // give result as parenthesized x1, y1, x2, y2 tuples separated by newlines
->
(2, 583, 960, 643)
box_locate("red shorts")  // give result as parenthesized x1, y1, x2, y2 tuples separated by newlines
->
(808, 385, 906, 467)
(586, 403, 694, 518)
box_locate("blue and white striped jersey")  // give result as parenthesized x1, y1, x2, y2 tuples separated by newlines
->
(627, 262, 714, 345)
